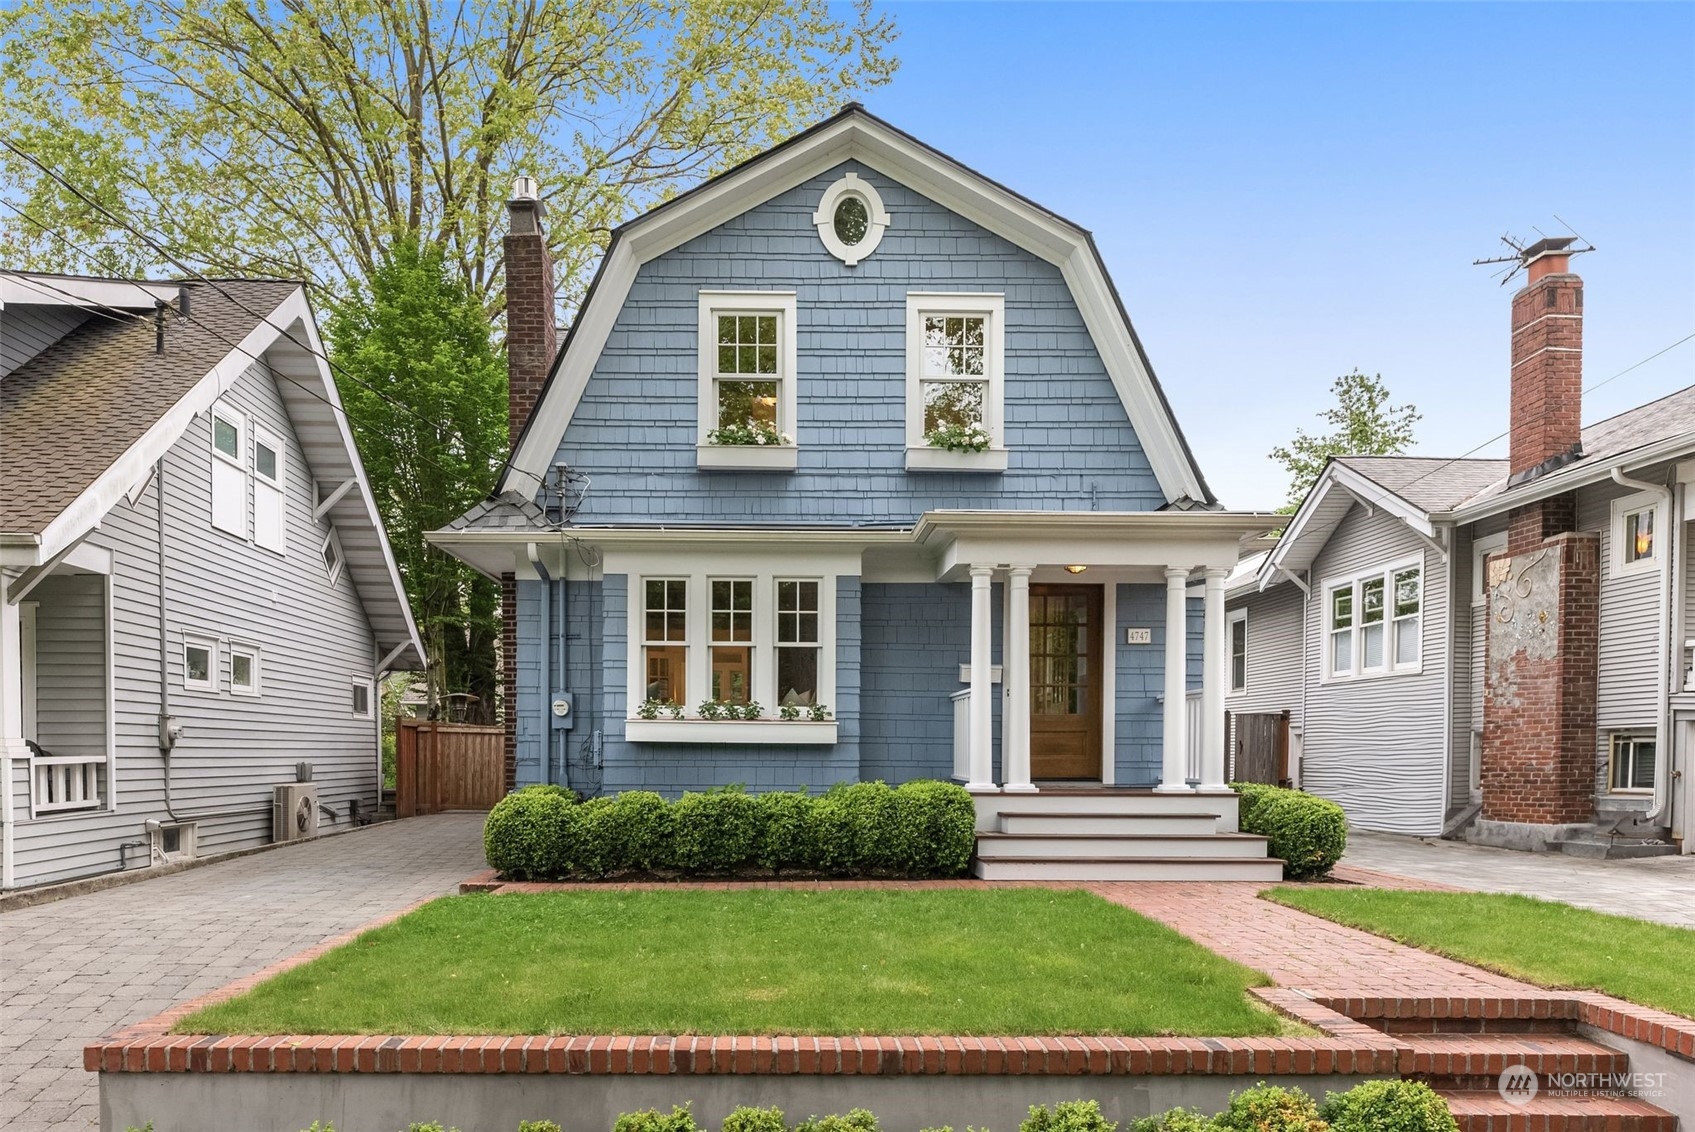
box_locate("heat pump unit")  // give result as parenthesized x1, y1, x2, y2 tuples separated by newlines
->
(273, 782, 320, 843)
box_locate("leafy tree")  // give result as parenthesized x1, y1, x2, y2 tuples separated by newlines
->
(0, 0, 899, 313)
(1269, 369, 1421, 512)
(327, 238, 505, 717)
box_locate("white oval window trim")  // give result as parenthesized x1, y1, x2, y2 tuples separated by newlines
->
(812, 172, 889, 266)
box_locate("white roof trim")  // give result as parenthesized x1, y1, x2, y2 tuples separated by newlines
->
(1442, 430, 1695, 523)
(1259, 462, 1436, 590)
(503, 110, 1208, 505)
(21, 287, 423, 668)
(1, 272, 178, 310)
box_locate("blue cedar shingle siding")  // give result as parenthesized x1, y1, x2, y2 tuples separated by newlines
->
(550, 162, 1165, 524)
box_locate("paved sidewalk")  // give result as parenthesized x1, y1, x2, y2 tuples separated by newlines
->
(0, 811, 487, 1132)
(1339, 829, 1695, 928)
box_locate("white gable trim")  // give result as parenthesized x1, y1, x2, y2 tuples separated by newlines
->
(503, 111, 1208, 505)
(1260, 462, 1436, 590)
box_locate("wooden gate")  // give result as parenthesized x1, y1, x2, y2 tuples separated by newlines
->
(1229, 710, 1290, 786)
(395, 719, 505, 817)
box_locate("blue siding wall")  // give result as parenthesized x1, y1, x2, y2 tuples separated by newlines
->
(550, 161, 1165, 524)
(1112, 585, 1204, 787)
(593, 574, 863, 795)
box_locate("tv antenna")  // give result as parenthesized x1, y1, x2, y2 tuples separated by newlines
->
(1474, 220, 1594, 286)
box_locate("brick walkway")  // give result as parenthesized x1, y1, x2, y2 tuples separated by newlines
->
(0, 812, 487, 1132)
(1340, 830, 1695, 928)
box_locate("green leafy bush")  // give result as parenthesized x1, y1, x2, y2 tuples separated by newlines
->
(1211, 1083, 1326, 1132)
(1127, 1110, 1210, 1132)
(483, 780, 973, 879)
(793, 1111, 879, 1132)
(672, 788, 761, 872)
(1020, 1100, 1117, 1132)
(517, 1123, 564, 1132)
(722, 1108, 787, 1132)
(1321, 1080, 1457, 1132)
(1231, 783, 1347, 880)
(614, 1106, 702, 1132)
(890, 779, 978, 876)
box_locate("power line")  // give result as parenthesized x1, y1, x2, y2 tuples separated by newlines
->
(1, 137, 512, 478)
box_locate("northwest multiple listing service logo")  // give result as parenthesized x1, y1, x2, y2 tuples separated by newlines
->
(1498, 1067, 1667, 1105)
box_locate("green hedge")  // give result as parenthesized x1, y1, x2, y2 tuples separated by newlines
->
(1231, 782, 1347, 881)
(483, 780, 977, 880)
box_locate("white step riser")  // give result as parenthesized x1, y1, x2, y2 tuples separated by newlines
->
(979, 836, 1267, 860)
(973, 859, 1285, 882)
(999, 814, 1220, 836)
(974, 794, 1240, 820)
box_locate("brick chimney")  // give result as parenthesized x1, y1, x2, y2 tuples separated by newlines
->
(1480, 236, 1598, 844)
(504, 176, 556, 438)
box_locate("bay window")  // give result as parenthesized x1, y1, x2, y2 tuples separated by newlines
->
(643, 579, 688, 706)
(1324, 559, 1422, 681)
(776, 580, 821, 706)
(710, 578, 754, 704)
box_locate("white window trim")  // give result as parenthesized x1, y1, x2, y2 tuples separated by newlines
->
(1227, 607, 1247, 696)
(182, 634, 218, 693)
(321, 528, 345, 586)
(625, 569, 838, 744)
(209, 403, 248, 539)
(904, 292, 1007, 471)
(1472, 531, 1508, 604)
(1320, 555, 1425, 684)
(229, 643, 261, 697)
(812, 171, 890, 266)
(696, 291, 799, 471)
(210, 403, 245, 469)
(252, 424, 287, 555)
(1607, 730, 1657, 795)
(1611, 490, 1664, 579)
(351, 678, 374, 718)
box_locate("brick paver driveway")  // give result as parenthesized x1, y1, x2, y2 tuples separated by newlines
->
(1339, 829, 1695, 928)
(0, 811, 486, 1132)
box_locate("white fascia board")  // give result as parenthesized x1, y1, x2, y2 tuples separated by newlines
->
(1329, 464, 1435, 536)
(1261, 474, 1340, 588)
(33, 292, 295, 562)
(265, 295, 425, 669)
(1, 274, 178, 309)
(1442, 431, 1695, 524)
(503, 113, 1208, 504)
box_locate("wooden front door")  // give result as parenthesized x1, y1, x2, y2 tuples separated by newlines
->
(1029, 584, 1103, 780)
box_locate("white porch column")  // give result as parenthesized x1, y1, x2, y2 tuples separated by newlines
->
(0, 578, 24, 889)
(1003, 565, 1035, 792)
(967, 565, 996, 791)
(1157, 567, 1191, 792)
(1200, 567, 1230, 791)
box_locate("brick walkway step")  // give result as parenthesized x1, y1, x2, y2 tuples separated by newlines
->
(971, 855, 1286, 882)
(1406, 1032, 1630, 1079)
(1441, 1090, 1678, 1132)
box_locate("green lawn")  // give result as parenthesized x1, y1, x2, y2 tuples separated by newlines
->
(1267, 886, 1695, 1019)
(178, 888, 1283, 1037)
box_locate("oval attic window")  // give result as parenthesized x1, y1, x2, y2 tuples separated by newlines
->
(832, 195, 869, 247)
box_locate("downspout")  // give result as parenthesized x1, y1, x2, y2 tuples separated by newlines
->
(526, 543, 552, 786)
(555, 533, 570, 791)
(156, 459, 180, 822)
(1440, 523, 1456, 833)
(1611, 466, 1675, 824)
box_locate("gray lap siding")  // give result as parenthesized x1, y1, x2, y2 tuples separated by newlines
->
(10, 359, 379, 889)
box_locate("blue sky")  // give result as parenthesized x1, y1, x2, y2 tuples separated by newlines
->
(864, 2, 1695, 509)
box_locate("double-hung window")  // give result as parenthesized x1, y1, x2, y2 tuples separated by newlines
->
(643, 579, 689, 706)
(1228, 609, 1247, 694)
(1324, 559, 1423, 681)
(905, 293, 1006, 470)
(776, 580, 821, 706)
(710, 579, 754, 704)
(696, 292, 797, 469)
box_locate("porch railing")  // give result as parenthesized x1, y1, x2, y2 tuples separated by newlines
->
(32, 756, 104, 815)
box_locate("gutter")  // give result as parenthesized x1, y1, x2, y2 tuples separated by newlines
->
(1610, 466, 1675, 825)
(1442, 431, 1695, 525)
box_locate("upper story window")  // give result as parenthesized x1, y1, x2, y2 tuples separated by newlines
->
(252, 426, 286, 554)
(904, 293, 1006, 472)
(210, 404, 246, 537)
(812, 171, 888, 266)
(1323, 559, 1423, 682)
(183, 635, 216, 692)
(696, 292, 797, 470)
(320, 528, 344, 585)
(1612, 491, 1664, 578)
(1228, 609, 1247, 694)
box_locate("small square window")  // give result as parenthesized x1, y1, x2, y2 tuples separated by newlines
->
(1609, 733, 1657, 793)
(1613, 493, 1664, 577)
(230, 646, 260, 696)
(183, 638, 216, 692)
(1624, 508, 1654, 564)
(255, 440, 278, 483)
(351, 681, 372, 717)
(213, 413, 241, 460)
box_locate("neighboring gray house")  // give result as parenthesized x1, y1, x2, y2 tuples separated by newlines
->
(1228, 239, 1693, 856)
(432, 106, 1285, 881)
(0, 272, 422, 890)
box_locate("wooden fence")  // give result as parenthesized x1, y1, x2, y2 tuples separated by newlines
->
(395, 719, 505, 817)
(1229, 710, 1291, 787)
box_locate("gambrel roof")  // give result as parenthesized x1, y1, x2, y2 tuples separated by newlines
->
(501, 104, 1216, 507)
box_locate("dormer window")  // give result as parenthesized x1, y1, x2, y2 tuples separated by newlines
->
(696, 291, 797, 471)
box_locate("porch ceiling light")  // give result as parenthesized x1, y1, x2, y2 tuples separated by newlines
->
(1064, 564, 1087, 574)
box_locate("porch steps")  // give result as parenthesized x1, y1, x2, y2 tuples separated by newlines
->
(971, 792, 1282, 881)
(1440, 1090, 1676, 1131)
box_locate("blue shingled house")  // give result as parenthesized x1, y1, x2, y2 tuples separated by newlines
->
(432, 106, 1281, 879)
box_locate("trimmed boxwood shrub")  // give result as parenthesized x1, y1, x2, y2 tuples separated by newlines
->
(1231, 782, 1347, 880)
(1321, 1080, 1457, 1132)
(483, 780, 974, 880)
